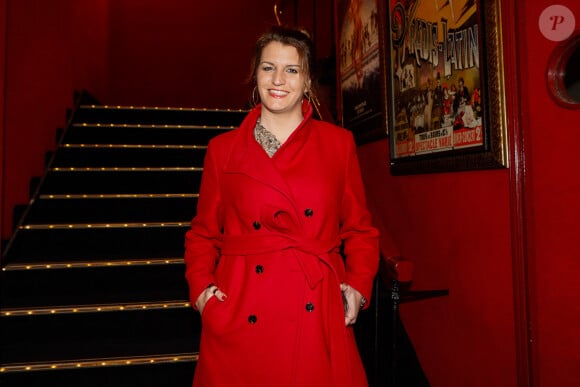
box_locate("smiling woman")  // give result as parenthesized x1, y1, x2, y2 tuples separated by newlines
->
(183, 25, 380, 387)
(255, 41, 310, 143)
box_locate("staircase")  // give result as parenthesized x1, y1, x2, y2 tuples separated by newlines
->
(0, 100, 246, 386)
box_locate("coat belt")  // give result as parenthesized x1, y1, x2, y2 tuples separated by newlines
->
(220, 232, 341, 289)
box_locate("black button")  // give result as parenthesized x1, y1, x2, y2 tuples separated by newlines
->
(305, 302, 315, 312)
(248, 315, 257, 324)
(304, 208, 314, 217)
(255, 265, 264, 274)
(252, 221, 261, 230)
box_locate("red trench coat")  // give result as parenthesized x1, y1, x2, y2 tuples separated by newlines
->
(184, 101, 379, 387)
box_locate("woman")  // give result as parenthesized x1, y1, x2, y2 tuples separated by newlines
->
(184, 25, 379, 387)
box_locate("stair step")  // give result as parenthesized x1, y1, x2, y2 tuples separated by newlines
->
(0, 355, 197, 387)
(1, 300, 192, 318)
(39, 169, 202, 194)
(24, 195, 197, 223)
(0, 104, 249, 387)
(1, 306, 200, 363)
(62, 124, 231, 145)
(73, 105, 246, 126)
(1, 260, 189, 308)
(4, 226, 188, 262)
(53, 145, 207, 168)
(0, 352, 197, 373)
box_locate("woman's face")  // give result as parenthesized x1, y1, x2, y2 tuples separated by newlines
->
(256, 41, 309, 116)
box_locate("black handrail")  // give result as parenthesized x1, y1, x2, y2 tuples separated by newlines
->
(380, 254, 449, 387)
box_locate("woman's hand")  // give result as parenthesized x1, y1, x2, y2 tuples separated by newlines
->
(195, 285, 227, 314)
(340, 283, 365, 326)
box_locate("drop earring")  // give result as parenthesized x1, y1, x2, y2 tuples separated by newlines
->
(251, 86, 260, 106)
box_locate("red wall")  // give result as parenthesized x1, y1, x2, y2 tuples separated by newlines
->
(105, 0, 276, 108)
(68, 1, 110, 99)
(356, 1, 580, 386)
(103, 0, 334, 109)
(520, 1, 580, 385)
(0, 0, 6, 244)
(1, 0, 110, 241)
(359, 143, 516, 386)
(2, 1, 580, 386)
(3, 0, 76, 240)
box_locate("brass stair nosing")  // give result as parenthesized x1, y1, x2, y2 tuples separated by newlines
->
(60, 143, 208, 149)
(2, 257, 185, 271)
(2, 300, 192, 317)
(37, 193, 199, 199)
(0, 352, 199, 373)
(49, 166, 203, 172)
(80, 103, 246, 113)
(18, 222, 190, 230)
(72, 122, 235, 130)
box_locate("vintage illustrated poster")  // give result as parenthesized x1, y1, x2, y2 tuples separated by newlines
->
(337, 0, 386, 142)
(390, 0, 484, 159)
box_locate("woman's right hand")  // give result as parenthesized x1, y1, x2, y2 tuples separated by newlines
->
(195, 285, 227, 314)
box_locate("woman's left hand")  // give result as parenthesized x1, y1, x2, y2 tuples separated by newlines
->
(340, 283, 364, 326)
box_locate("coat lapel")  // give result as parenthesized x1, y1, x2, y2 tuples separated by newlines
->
(223, 102, 313, 208)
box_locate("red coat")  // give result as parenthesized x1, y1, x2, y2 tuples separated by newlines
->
(184, 101, 379, 387)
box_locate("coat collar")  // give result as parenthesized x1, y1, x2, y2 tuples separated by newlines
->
(224, 100, 314, 202)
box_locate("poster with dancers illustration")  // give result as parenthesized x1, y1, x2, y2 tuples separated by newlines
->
(336, 0, 388, 144)
(387, 0, 509, 174)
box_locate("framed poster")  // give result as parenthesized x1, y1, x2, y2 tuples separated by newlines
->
(335, 0, 388, 144)
(386, 0, 508, 174)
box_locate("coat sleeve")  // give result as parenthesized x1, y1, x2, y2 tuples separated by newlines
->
(184, 139, 224, 307)
(339, 132, 380, 309)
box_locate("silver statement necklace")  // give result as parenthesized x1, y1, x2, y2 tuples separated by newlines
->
(254, 117, 281, 157)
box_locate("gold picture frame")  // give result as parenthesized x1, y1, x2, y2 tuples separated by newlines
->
(335, 0, 389, 144)
(386, 0, 509, 174)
